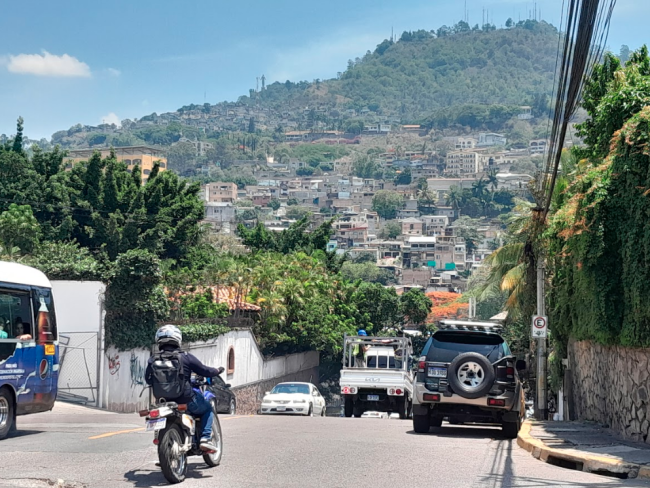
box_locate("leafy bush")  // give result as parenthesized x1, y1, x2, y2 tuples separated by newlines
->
(25, 241, 104, 281)
(179, 322, 230, 343)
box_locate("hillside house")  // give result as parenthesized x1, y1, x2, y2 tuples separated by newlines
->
(477, 133, 507, 147)
(203, 182, 237, 203)
(400, 217, 423, 236)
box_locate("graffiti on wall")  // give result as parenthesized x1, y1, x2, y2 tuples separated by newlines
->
(108, 354, 120, 376)
(130, 352, 146, 387)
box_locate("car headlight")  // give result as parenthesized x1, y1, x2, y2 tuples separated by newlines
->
(293, 399, 306, 404)
(262, 398, 272, 404)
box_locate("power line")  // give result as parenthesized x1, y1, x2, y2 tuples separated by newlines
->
(538, 0, 617, 222)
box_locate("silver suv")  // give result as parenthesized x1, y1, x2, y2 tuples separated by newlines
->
(412, 320, 526, 438)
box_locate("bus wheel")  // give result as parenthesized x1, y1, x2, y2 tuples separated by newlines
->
(0, 387, 15, 440)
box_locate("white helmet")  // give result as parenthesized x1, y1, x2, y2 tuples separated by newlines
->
(155, 324, 182, 348)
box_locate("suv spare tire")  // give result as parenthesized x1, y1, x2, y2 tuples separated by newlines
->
(448, 352, 495, 399)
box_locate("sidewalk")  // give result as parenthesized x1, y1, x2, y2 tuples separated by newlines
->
(518, 420, 650, 479)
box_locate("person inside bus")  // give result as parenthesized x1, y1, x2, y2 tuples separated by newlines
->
(13, 318, 32, 341)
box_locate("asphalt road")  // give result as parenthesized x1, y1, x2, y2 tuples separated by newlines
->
(0, 402, 648, 488)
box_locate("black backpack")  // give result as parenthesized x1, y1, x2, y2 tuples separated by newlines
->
(150, 350, 185, 400)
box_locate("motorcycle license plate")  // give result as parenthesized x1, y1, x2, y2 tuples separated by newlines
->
(428, 367, 447, 378)
(367, 395, 379, 401)
(146, 418, 167, 432)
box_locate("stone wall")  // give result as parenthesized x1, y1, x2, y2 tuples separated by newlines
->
(568, 338, 650, 442)
(232, 366, 320, 415)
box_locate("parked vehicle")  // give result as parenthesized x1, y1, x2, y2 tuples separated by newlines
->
(0, 262, 59, 440)
(412, 320, 526, 438)
(340, 335, 414, 419)
(260, 382, 326, 416)
(205, 375, 236, 415)
(141, 375, 223, 484)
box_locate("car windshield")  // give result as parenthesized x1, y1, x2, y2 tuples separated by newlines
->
(271, 384, 310, 394)
(427, 332, 507, 363)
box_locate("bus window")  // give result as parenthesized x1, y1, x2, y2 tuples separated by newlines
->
(32, 287, 57, 343)
(0, 289, 34, 341)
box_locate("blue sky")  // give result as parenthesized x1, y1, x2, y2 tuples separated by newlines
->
(0, 0, 646, 140)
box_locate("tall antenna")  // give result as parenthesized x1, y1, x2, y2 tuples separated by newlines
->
(391, 26, 394, 42)
(256, 77, 259, 92)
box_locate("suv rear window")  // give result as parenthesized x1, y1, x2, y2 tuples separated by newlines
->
(426, 332, 510, 363)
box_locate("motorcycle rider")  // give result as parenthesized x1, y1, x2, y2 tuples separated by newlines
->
(145, 324, 223, 452)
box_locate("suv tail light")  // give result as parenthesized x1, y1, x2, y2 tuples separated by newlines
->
(506, 367, 515, 378)
(488, 398, 506, 407)
(418, 356, 426, 373)
(423, 394, 440, 402)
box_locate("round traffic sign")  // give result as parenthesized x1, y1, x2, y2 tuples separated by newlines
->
(533, 317, 546, 329)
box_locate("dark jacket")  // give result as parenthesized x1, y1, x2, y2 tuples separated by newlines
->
(145, 346, 222, 404)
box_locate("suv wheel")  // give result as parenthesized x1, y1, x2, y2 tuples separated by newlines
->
(413, 414, 430, 434)
(430, 415, 443, 428)
(448, 352, 495, 399)
(502, 416, 521, 439)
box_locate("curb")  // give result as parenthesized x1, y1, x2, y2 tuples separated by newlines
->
(517, 420, 645, 479)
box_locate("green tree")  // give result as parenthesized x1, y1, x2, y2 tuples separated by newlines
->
(340, 262, 397, 285)
(268, 198, 281, 211)
(351, 282, 402, 333)
(11, 117, 24, 154)
(453, 216, 481, 254)
(372, 190, 404, 219)
(399, 289, 432, 326)
(0, 204, 40, 253)
(378, 220, 402, 239)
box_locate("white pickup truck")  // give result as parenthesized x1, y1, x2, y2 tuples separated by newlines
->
(340, 335, 414, 419)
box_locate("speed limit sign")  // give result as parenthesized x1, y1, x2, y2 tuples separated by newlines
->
(531, 315, 548, 338)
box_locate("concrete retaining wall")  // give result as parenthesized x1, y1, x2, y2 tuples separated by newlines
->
(101, 330, 319, 413)
(568, 339, 650, 442)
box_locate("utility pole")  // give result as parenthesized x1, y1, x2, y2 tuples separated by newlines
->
(535, 258, 548, 420)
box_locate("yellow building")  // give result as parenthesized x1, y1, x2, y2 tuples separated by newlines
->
(63, 146, 167, 182)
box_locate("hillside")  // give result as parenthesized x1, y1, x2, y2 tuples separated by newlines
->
(42, 20, 561, 152)
(250, 20, 559, 120)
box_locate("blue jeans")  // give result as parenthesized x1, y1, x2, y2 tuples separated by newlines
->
(187, 392, 214, 442)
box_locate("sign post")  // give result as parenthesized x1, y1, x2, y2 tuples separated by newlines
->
(531, 315, 548, 339)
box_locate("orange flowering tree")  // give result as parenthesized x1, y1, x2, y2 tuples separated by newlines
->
(426, 291, 469, 323)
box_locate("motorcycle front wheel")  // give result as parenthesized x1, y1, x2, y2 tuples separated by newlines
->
(158, 424, 188, 484)
(203, 415, 223, 467)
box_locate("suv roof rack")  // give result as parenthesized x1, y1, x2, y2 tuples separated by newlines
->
(438, 320, 503, 332)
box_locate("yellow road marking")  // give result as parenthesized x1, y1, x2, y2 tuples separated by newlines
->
(88, 427, 145, 439)
(88, 415, 252, 439)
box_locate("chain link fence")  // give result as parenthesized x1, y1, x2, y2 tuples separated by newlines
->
(57, 333, 99, 405)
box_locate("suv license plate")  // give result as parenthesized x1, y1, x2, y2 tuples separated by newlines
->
(146, 418, 166, 432)
(367, 395, 379, 401)
(428, 367, 447, 378)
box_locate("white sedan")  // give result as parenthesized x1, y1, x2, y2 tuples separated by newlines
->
(260, 382, 326, 416)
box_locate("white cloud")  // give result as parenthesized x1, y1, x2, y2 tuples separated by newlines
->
(100, 112, 121, 127)
(6, 51, 91, 77)
(106, 67, 121, 77)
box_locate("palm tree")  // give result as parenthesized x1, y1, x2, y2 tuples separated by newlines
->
(446, 186, 463, 212)
(486, 168, 499, 191)
(471, 178, 488, 199)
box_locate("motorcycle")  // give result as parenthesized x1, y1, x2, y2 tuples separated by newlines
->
(140, 372, 224, 484)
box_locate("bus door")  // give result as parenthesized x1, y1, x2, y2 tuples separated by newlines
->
(31, 287, 58, 408)
(0, 286, 37, 411)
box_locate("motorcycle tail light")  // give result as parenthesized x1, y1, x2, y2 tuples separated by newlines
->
(149, 409, 160, 419)
(178, 404, 187, 412)
(153, 439, 159, 445)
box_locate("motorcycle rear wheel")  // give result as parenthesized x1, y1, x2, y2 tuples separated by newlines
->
(158, 424, 188, 484)
(203, 415, 223, 467)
